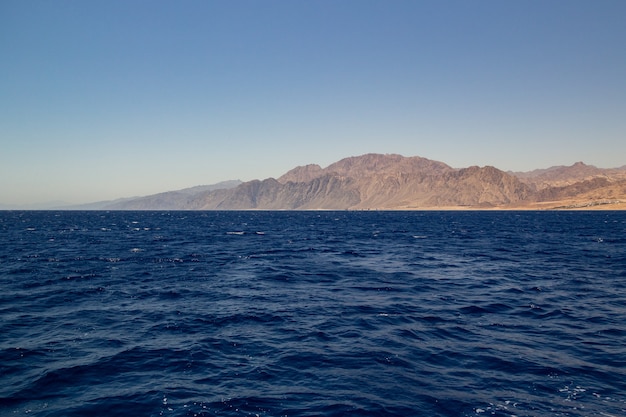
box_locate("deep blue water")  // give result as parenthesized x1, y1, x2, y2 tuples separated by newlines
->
(1, 210, 625, 417)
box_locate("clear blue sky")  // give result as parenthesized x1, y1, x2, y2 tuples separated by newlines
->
(1, 0, 625, 205)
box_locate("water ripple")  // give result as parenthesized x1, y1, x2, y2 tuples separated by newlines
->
(1, 211, 625, 417)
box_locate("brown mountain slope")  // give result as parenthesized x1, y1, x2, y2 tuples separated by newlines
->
(193, 154, 535, 210)
(511, 162, 626, 189)
(278, 153, 452, 183)
(101, 153, 626, 210)
(528, 178, 626, 209)
(324, 153, 452, 177)
(339, 165, 533, 209)
(190, 175, 361, 210)
(277, 164, 324, 183)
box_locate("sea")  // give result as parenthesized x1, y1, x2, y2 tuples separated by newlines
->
(1, 210, 625, 417)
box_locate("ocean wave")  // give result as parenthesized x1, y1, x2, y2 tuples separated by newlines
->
(1, 211, 625, 417)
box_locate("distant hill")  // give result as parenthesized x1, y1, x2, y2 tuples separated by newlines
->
(509, 161, 626, 209)
(65, 180, 242, 210)
(54, 154, 626, 211)
(510, 161, 626, 189)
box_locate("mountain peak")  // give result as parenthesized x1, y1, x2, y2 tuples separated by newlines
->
(60, 153, 626, 211)
(278, 164, 323, 183)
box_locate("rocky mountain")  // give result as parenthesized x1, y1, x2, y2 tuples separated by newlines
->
(511, 161, 626, 189)
(64, 154, 626, 211)
(186, 176, 362, 210)
(182, 154, 624, 210)
(507, 162, 626, 209)
(279, 155, 533, 208)
(278, 153, 452, 182)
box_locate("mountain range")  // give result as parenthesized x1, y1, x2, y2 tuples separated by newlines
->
(72, 154, 626, 210)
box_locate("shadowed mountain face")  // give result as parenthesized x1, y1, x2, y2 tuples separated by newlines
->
(78, 154, 626, 210)
(190, 176, 362, 210)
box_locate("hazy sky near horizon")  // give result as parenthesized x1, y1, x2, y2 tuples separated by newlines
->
(1, 1, 625, 205)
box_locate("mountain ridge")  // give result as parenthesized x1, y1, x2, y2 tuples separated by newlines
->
(183, 154, 626, 210)
(10, 154, 626, 210)
(63, 180, 243, 210)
